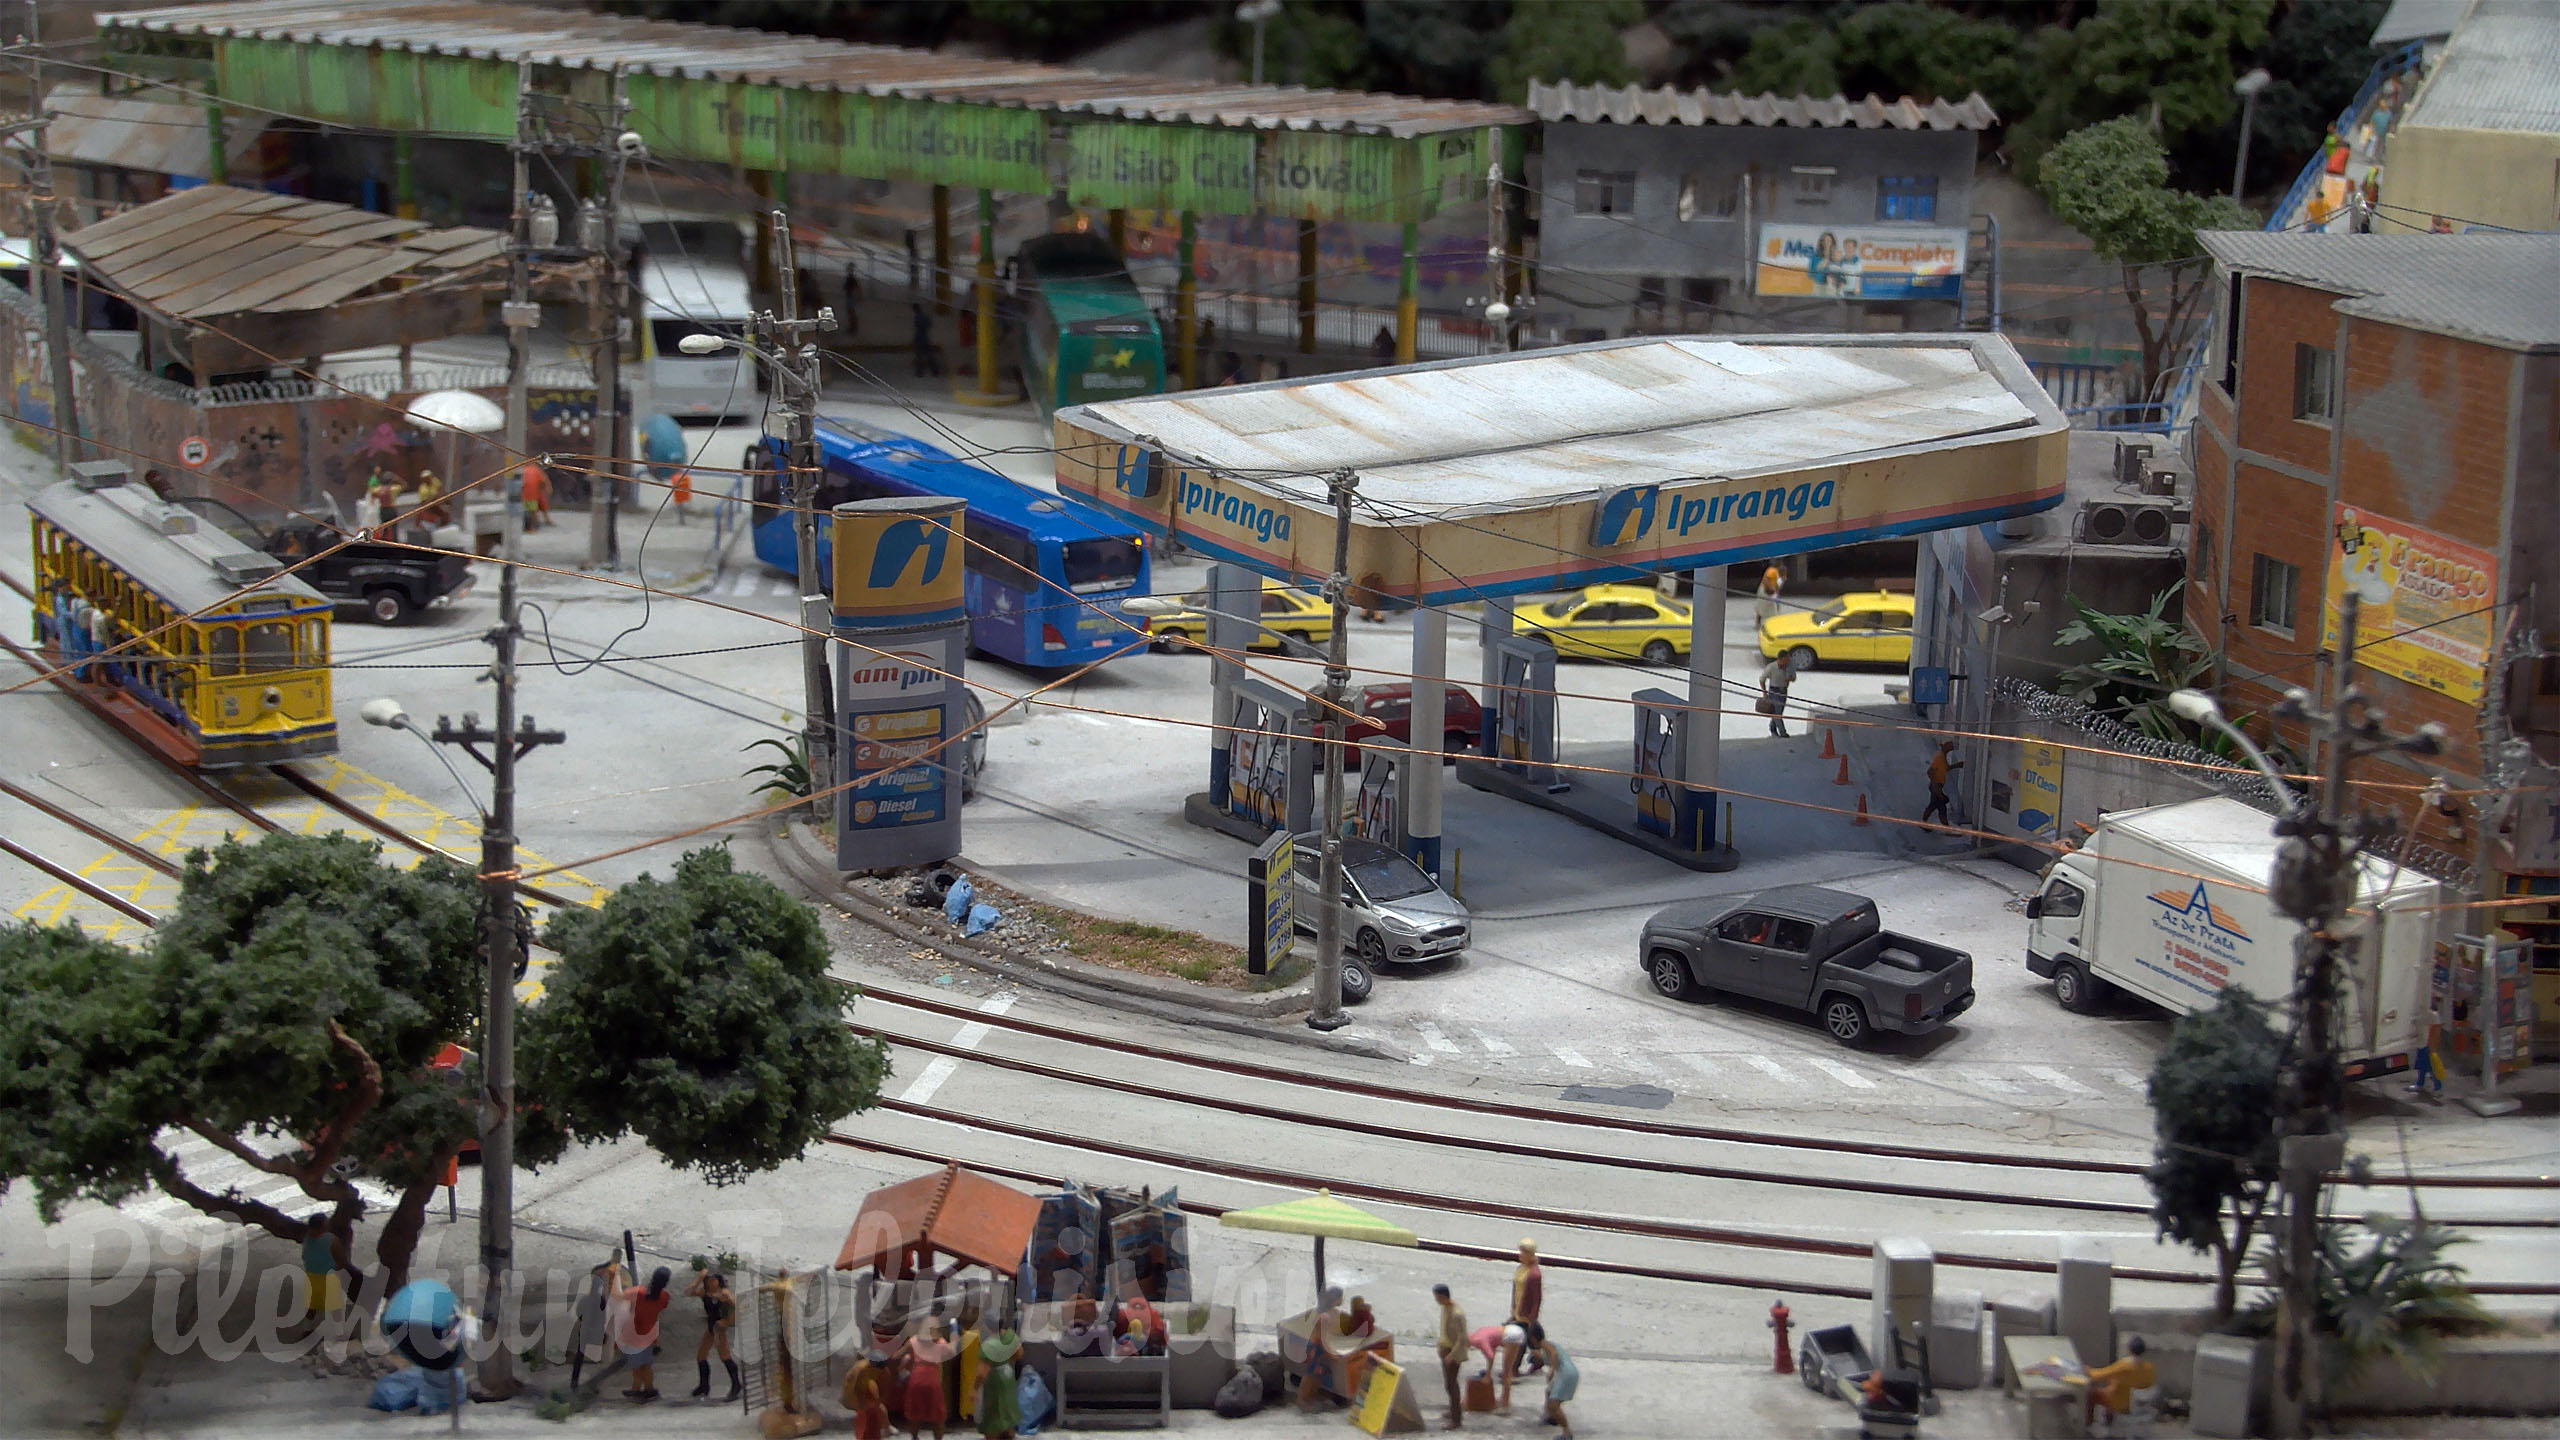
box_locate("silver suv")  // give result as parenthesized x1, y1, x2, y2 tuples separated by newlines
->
(1291, 835, 1471, 1002)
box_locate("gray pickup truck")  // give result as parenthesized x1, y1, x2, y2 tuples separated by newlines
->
(1639, 884, 1975, 1046)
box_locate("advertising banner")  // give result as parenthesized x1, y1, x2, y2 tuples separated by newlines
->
(831, 496, 966, 629)
(834, 628, 966, 870)
(2017, 741, 2064, 841)
(2323, 506, 2497, 704)
(1753, 224, 1966, 300)
(1247, 831, 1294, 977)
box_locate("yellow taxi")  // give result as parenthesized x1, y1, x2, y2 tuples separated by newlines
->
(1123, 578, 1333, 654)
(1758, 590, 1916, 668)
(1513, 584, 1694, 663)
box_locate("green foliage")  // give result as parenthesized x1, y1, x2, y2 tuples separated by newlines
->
(0, 920, 164, 1217)
(520, 848, 887, 1186)
(743, 734, 813, 802)
(2241, 0, 2392, 193)
(2145, 989, 2286, 1318)
(2066, 0, 2274, 151)
(2244, 1215, 2500, 1381)
(2052, 588, 2214, 742)
(1726, 16, 1839, 96)
(1488, 0, 1640, 104)
(1231, 2, 1380, 90)
(1363, 0, 1510, 98)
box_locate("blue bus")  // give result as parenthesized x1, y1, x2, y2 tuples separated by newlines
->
(749, 420, 1152, 669)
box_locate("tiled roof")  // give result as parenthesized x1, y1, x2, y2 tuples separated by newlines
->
(1524, 79, 1996, 130)
(2398, 0, 2560, 136)
(2199, 231, 2560, 352)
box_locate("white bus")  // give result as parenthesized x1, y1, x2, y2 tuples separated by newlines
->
(636, 254, 755, 421)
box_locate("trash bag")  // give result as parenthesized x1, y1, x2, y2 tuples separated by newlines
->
(414, 1368, 462, 1416)
(1245, 1350, 1285, 1401)
(366, 1368, 424, 1412)
(1214, 1367, 1266, 1418)
(1017, 1364, 1055, 1434)
(964, 902, 1001, 936)
(943, 875, 975, 926)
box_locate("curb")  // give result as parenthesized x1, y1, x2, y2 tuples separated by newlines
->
(762, 820, 1406, 1064)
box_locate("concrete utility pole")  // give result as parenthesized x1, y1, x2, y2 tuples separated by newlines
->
(774, 214, 838, 811)
(20, 4, 80, 468)
(1483, 133, 1510, 355)
(585, 71, 631, 569)
(1308, 467, 1359, 1032)
(2174, 593, 2447, 1440)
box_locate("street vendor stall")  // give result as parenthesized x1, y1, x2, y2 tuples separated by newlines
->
(1221, 1190, 1418, 1411)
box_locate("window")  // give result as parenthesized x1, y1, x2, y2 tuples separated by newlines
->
(2217, 274, 2241, 395)
(966, 523, 1041, 583)
(1260, 591, 1294, 616)
(2040, 880, 2085, 918)
(1059, 538, 1140, 594)
(1573, 169, 1636, 216)
(1789, 166, 1834, 204)
(1681, 277, 1727, 318)
(1635, 276, 1668, 318)
(1876, 175, 1938, 222)
(2251, 552, 2300, 635)
(2293, 343, 2335, 420)
(1768, 918, 1815, 953)
(1676, 173, 1737, 221)
(1717, 913, 1776, 946)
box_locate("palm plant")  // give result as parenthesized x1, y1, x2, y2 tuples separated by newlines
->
(2052, 587, 2212, 741)
(2243, 1214, 2499, 1385)
(741, 734, 812, 801)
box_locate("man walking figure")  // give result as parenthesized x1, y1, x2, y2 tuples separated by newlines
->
(1432, 1283, 1467, 1430)
(1759, 653, 1797, 738)
(1922, 741, 1963, 830)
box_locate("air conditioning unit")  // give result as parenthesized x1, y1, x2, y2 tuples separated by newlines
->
(2141, 465, 2183, 498)
(2076, 498, 2179, 547)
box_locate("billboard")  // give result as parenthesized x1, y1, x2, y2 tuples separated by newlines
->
(2323, 506, 2497, 704)
(2017, 741, 2063, 841)
(1753, 224, 1967, 301)
(834, 629, 965, 870)
(831, 496, 966, 629)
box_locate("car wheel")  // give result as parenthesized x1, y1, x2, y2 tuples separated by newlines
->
(366, 588, 412, 625)
(1648, 949, 1699, 1001)
(1339, 956, 1374, 1004)
(1443, 731, 1471, 762)
(1787, 644, 1818, 671)
(1821, 993, 1871, 1047)
(2054, 959, 2100, 1014)
(1356, 928, 1388, 966)
(1641, 639, 1679, 666)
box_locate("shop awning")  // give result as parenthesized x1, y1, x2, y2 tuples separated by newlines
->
(834, 1162, 1043, 1280)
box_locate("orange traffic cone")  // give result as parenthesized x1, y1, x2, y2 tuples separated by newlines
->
(1853, 794, 1871, 825)
(1820, 729, 1837, 759)
(1833, 754, 1852, 786)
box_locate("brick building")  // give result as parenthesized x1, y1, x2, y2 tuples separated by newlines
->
(2192, 231, 2560, 1045)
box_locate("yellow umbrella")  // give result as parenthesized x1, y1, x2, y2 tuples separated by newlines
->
(1220, 1188, 1417, 1293)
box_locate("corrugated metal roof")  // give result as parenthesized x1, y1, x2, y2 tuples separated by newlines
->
(8, 86, 269, 175)
(1070, 335, 2057, 513)
(59, 184, 503, 322)
(97, 0, 1532, 138)
(1525, 79, 1996, 130)
(2369, 0, 2470, 47)
(2200, 231, 2560, 352)
(2398, 0, 2560, 135)
(29, 479, 327, 615)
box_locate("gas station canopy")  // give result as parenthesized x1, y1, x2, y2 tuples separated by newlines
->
(1055, 334, 2069, 605)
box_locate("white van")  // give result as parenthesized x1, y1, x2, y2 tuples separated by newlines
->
(2025, 794, 2435, 1081)
(635, 254, 754, 421)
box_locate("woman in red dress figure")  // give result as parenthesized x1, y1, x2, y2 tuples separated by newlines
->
(904, 1326, 958, 1439)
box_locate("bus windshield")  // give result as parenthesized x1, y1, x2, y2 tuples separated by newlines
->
(1060, 538, 1142, 594)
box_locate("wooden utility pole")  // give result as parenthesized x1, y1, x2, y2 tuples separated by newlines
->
(20, 3, 79, 466)
(585, 71, 631, 569)
(1308, 467, 1358, 1032)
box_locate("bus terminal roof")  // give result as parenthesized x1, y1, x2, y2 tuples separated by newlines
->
(1053, 335, 2068, 606)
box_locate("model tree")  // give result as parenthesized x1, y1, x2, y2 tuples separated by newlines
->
(0, 832, 481, 1299)
(516, 846, 888, 1185)
(2040, 116, 2255, 418)
(2145, 988, 2287, 1318)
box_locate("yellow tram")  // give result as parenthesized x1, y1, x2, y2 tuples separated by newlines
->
(27, 469, 335, 767)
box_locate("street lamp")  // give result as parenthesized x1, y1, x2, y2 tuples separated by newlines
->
(2231, 67, 2273, 200)
(2168, 686, 2303, 805)
(1237, 0, 1282, 86)
(360, 697, 487, 816)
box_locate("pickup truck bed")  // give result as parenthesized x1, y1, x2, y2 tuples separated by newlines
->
(1639, 884, 1975, 1047)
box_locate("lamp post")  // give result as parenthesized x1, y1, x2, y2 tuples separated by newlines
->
(1237, 0, 1281, 85)
(2232, 67, 2273, 201)
(360, 698, 488, 817)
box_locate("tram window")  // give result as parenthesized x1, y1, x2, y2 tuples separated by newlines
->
(208, 627, 241, 676)
(244, 622, 293, 673)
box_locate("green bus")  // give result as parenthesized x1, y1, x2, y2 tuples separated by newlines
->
(1015, 232, 1165, 416)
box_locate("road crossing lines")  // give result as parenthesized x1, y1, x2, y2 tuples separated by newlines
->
(896, 991, 1019, 1105)
(2022, 1065, 2102, 1097)
(1800, 1055, 1877, 1090)
(1742, 1054, 1802, 1084)
(1413, 1022, 1464, 1055)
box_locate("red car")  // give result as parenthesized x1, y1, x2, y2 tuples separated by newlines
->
(1344, 683, 1482, 764)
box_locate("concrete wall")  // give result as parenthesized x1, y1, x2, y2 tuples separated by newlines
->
(2110, 1307, 2560, 1418)
(1535, 122, 1974, 336)
(2381, 124, 2560, 234)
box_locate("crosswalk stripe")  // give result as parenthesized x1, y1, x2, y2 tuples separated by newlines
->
(2105, 1069, 2149, 1092)
(1414, 1022, 1462, 1055)
(1548, 1045, 1594, 1069)
(1802, 1056, 1877, 1089)
(720, 573, 751, 597)
(1472, 1031, 1515, 1056)
(1744, 1055, 1799, 1084)
(2024, 1065, 2102, 1097)
(896, 1056, 962, 1106)
(769, 578, 795, 597)
(1671, 1053, 1721, 1078)
(1965, 1068, 2025, 1095)
(1406, 1050, 1433, 1067)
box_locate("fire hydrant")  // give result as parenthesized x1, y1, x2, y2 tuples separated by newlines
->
(1769, 1299, 1794, 1375)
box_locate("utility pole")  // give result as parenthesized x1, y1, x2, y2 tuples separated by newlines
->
(21, 3, 80, 468)
(1308, 467, 1358, 1032)
(585, 71, 631, 570)
(762, 210, 838, 811)
(1483, 131, 1510, 355)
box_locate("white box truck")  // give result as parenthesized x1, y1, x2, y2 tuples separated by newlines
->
(2024, 795, 2435, 1081)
